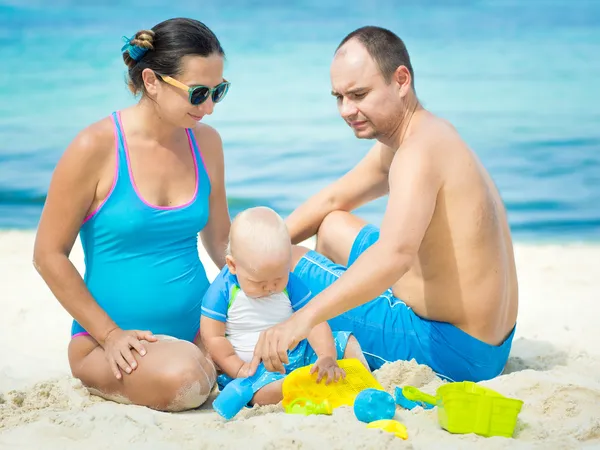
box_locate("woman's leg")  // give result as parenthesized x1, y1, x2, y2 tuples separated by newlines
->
(68, 333, 216, 412)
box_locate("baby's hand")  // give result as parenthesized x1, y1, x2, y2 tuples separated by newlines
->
(310, 356, 346, 385)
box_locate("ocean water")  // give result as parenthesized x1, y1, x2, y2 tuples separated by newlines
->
(0, 0, 599, 240)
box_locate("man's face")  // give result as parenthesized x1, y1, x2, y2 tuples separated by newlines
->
(330, 40, 404, 140)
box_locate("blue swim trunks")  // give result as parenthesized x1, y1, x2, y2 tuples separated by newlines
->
(294, 224, 516, 383)
(217, 331, 352, 392)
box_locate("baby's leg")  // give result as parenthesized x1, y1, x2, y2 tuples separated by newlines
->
(250, 379, 284, 406)
(344, 335, 370, 371)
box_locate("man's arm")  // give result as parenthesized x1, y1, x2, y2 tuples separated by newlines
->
(286, 142, 393, 244)
(300, 140, 443, 326)
(288, 274, 337, 359)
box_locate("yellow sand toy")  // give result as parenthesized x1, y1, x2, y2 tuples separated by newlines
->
(284, 398, 333, 415)
(281, 358, 385, 410)
(367, 420, 409, 440)
(401, 382, 524, 438)
(282, 359, 409, 440)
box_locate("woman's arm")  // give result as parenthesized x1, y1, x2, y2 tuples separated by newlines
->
(193, 124, 230, 269)
(33, 119, 119, 344)
(33, 119, 156, 379)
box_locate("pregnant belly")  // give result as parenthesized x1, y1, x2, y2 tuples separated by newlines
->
(85, 262, 210, 341)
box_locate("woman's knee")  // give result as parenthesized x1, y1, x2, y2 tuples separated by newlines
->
(68, 336, 105, 385)
(69, 336, 217, 411)
(152, 354, 216, 411)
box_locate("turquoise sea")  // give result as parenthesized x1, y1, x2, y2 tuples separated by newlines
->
(0, 0, 599, 240)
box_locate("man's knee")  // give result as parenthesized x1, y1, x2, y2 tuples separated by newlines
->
(343, 335, 370, 371)
(316, 211, 364, 265)
(316, 211, 350, 244)
(291, 245, 310, 271)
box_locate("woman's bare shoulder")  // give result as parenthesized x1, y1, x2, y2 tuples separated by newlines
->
(191, 123, 222, 151)
(190, 123, 224, 169)
(68, 116, 115, 159)
(45, 115, 118, 195)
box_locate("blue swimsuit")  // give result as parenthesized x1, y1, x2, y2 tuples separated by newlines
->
(71, 111, 211, 342)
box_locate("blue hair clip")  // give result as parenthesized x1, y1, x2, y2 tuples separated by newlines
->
(121, 34, 148, 62)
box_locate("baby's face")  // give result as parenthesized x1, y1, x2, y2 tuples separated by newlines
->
(229, 253, 290, 299)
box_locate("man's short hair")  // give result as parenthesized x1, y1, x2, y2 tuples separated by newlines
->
(337, 26, 415, 89)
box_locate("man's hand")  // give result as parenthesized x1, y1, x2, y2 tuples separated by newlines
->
(248, 311, 314, 375)
(236, 362, 253, 378)
(310, 356, 345, 384)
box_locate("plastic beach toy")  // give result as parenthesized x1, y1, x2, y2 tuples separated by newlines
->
(212, 363, 268, 420)
(282, 358, 385, 410)
(395, 386, 435, 410)
(353, 388, 396, 423)
(401, 382, 524, 438)
(366, 419, 409, 440)
(284, 398, 333, 416)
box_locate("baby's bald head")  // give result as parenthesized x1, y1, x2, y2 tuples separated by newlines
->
(226, 207, 292, 298)
(227, 206, 291, 271)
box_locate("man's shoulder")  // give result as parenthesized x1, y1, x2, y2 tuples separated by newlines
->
(395, 113, 468, 168)
(409, 113, 462, 149)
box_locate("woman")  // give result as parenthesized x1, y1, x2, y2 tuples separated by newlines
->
(33, 18, 231, 411)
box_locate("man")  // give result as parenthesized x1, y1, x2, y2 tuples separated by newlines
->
(250, 26, 518, 382)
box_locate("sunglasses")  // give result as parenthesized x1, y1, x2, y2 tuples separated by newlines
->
(157, 74, 230, 106)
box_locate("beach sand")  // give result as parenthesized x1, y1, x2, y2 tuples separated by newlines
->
(1, 230, 600, 449)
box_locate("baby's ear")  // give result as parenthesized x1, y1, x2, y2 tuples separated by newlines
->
(225, 255, 236, 274)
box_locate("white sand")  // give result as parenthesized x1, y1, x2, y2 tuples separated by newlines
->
(1, 230, 600, 449)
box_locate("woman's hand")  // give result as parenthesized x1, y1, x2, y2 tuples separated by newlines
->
(101, 328, 157, 379)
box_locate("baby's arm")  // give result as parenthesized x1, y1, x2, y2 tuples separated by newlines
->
(287, 272, 343, 382)
(200, 267, 248, 378)
(306, 321, 338, 360)
(200, 316, 246, 378)
(306, 322, 345, 383)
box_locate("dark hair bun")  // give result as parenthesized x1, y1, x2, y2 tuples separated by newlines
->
(122, 29, 155, 69)
(123, 18, 224, 96)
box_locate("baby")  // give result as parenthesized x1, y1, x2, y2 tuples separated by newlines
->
(200, 206, 367, 406)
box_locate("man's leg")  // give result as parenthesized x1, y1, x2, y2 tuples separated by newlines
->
(314, 211, 368, 266)
(293, 224, 516, 381)
(292, 222, 408, 371)
(342, 335, 370, 371)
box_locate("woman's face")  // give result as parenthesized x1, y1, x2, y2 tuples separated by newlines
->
(146, 53, 227, 128)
